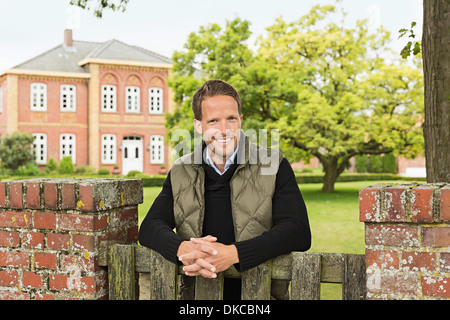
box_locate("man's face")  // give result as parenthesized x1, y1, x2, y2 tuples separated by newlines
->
(194, 95, 243, 162)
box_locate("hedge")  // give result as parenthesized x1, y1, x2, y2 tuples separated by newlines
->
(295, 173, 426, 184)
(139, 173, 425, 187)
(1, 173, 425, 188)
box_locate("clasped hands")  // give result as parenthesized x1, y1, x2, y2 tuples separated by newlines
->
(177, 236, 239, 279)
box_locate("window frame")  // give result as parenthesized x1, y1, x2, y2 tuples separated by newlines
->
(150, 135, 164, 164)
(60, 133, 76, 164)
(30, 83, 47, 111)
(101, 85, 117, 112)
(148, 87, 163, 114)
(32, 133, 47, 165)
(60, 84, 77, 112)
(125, 86, 141, 113)
(101, 134, 117, 164)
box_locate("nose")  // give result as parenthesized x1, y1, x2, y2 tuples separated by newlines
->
(218, 121, 227, 137)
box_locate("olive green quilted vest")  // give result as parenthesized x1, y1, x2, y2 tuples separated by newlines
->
(170, 134, 283, 242)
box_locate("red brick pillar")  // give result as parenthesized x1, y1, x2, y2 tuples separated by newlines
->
(0, 178, 142, 300)
(360, 183, 450, 300)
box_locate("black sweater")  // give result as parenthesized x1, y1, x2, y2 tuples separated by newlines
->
(138, 157, 311, 273)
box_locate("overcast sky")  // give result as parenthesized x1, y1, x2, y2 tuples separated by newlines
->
(0, 0, 423, 73)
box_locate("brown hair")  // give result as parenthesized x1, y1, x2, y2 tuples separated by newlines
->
(192, 80, 242, 120)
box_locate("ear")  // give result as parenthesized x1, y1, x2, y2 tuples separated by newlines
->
(194, 119, 203, 135)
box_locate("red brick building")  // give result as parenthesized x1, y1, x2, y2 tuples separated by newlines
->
(0, 30, 174, 175)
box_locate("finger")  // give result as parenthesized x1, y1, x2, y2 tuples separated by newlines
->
(183, 263, 202, 273)
(194, 258, 216, 273)
(178, 252, 199, 262)
(190, 239, 218, 255)
(201, 235, 217, 242)
(185, 270, 217, 279)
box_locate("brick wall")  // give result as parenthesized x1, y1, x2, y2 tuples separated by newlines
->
(360, 183, 450, 300)
(0, 178, 142, 300)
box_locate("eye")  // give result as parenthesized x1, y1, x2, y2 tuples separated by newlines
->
(208, 119, 217, 124)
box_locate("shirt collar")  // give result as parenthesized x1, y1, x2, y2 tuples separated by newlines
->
(204, 143, 239, 176)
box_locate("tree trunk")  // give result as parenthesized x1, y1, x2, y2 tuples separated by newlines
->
(422, 0, 450, 183)
(321, 157, 339, 193)
(322, 167, 337, 193)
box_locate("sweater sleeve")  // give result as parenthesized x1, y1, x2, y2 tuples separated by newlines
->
(233, 158, 311, 272)
(138, 171, 185, 265)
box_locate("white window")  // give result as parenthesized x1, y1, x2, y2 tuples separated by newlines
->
(60, 85, 76, 111)
(102, 134, 117, 164)
(30, 83, 47, 111)
(126, 86, 140, 113)
(101, 85, 117, 112)
(32, 133, 47, 165)
(150, 135, 164, 164)
(149, 88, 163, 114)
(60, 134, 76, 163)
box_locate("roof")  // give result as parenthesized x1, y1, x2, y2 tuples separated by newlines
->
(12, 39, 172, 74)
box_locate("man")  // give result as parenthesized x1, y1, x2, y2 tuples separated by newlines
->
(139, 80, 311, 300)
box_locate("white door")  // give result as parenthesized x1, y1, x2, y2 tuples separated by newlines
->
(122, 136, 143, 175)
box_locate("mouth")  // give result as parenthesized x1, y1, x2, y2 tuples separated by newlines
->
(213, 137, 233, 144)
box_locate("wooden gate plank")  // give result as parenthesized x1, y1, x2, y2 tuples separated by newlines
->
(108, 244, 136, 300)
(291, 252, 321, 300)
(195, 274, 224, 300)
(241, 261, 272, 300)
(342, 254, 366, 300)
(148, 250, 178, 300)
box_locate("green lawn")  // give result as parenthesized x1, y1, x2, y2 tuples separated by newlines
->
(137, 180, 403, 300)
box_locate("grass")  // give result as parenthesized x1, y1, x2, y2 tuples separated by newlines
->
(137, 180, 405, 300)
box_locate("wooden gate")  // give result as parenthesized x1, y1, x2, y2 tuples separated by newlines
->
(99, 242, 366, 300)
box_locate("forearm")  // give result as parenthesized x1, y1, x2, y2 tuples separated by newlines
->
(234, 220, 310, 271)
(234, 158, 311, 272)
(139, 217, 185, 264)
(138, 172, 185, 264)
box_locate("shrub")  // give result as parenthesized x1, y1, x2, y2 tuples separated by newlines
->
(58, 157, 74, 174)
(355, 155, 369, 173)
(0, 131, 34, 170)
(97, 168, 110, 175)
(15, 162, 41, 176)
(383, 153, 398, 174)
(45, 158, 58, 173)
(368, 155, 383, 173)
(127, 170, 142, 177)
(76, 166, 96, 174)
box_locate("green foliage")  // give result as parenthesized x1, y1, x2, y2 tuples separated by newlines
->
(58, 157, 75, 174)
(355, 155, 369, 173)
(399, 22, 422, 59)
(127, 170, 142, 177)
(97, 168, 110, 175)
(15, 162, 41, 176)
(69, 0, 129, 18)
(75, 166, 96, 174)
(167, 3, 424, 192)
(368, 155, 383, 173)
(45, 158, 58, 173)
(383, 153, 398, 174)
(0, 131, 35, 171)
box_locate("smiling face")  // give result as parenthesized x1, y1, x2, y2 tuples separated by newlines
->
(194, 95, 243, 166)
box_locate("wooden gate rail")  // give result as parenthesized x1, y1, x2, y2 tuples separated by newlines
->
(98, 242, 366, 300)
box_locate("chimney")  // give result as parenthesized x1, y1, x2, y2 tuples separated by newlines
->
(64, 29, 73, 47)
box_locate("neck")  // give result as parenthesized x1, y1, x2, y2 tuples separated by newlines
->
(210, 150, 228, 173)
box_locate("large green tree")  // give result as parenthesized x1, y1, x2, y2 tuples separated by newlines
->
(169, 5, 424, 192)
